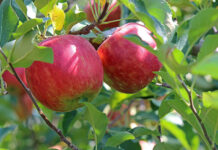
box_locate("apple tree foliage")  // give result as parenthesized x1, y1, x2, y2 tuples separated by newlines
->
(0, 0, 218, 150)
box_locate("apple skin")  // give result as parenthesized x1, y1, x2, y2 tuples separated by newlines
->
(2, 68, 27, 95)
(84, 0, 121, 31)
(97, 23, 162, 93)
(15, 93, 33, 121)
(25, 35, 103, 112)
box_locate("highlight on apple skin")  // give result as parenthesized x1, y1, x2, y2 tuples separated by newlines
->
(97, 23, 162, 93)
(84, 0, 121, 31)
(25, 35, 104, 112)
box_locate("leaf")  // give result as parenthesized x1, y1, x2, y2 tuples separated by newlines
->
(188, 8, 218, 46)
(15, 0, 27, 17)
(0, 0, 19, 47)
(192, 53, 218, 80)
(167, 99, 210, 147)
(200, 108, 218, 145)
(0, 126, 16, 142)
(158, 99, 172, 118)
(197, 34, 218, 61)
(49, 5, 65, 31)
(161, 120, 192, 150)
(119, 0, 166, 43)
(133, 111, 159, 123)
(131, 127, 160, 137)
(143, 0, 175, 35)
(13, 18, 43, 38)
(62, 110, 77, 135)
(83, 102, 108, 144)
(106, 131, 135, 147)
(7, 31, 53, 68)
(153, 142, 182, 150)
(34, 0, 57, 16)
(202, 90, 218, 109)
(64, 5, 86, 33)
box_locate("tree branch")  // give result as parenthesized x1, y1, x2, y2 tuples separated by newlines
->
(69, 1, 109, 35)
(0, 48, 79, 150)
(177, 75, 216, 150)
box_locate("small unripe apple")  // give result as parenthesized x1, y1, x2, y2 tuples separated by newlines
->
(84, 0, 121, 31)
(15, 93, 33, 121)
(97, 23, 162, 93)
(2, 68, 27, 95)
(25, 35, 103, 112)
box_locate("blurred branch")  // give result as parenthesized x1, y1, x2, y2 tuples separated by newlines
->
(69, 1, 109, 35)
(177, 75, 216, 150)
(0, 47, 79, 150)
(156, 82, 202, 99)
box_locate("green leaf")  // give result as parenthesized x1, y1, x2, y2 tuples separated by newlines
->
(106, 131, 135, 147)
(192, 53, 218, 79)
(133, 111, 159, 123)
(158, 99, 172, 118)
(34, 0, 57, 16)
(62, 110, 77, 135)
(200, 108, 218, 145)
(119, 0, 166, 43)
(153, 142, 182, 150)
(131, 127, 160, 137)
(202, 90, 218, 109)
(7, 31, 53, 68)
(0, 0, 19, 47)
(188, 8, 218, 46)
(64, 5, 86, 33)
(0, 126, 16, 142)
(161, 120, 192, 150)
(13, 18, 43, 38)
(15, 0, 27, 17)
(110, 88, 153, 109)
(83, 102, 108, 144)
(167, 99, 210, 147)
(197, 34, 218, 61)
(143, 0, 175, 34)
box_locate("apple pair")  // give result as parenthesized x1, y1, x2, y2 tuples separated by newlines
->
(3, 22, 161, 113)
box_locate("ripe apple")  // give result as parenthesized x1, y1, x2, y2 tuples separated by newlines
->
(25, 35, 103, 112)
(2, 68, 27, 95)
(97, 23, 162, 93)
(84, 0, 121, 31)
(15, 93, 33, 121)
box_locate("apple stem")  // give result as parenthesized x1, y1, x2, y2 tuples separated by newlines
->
(177, 75, 216, 150)
(69, 1, 109, 35)
(0, 48, 79, 150)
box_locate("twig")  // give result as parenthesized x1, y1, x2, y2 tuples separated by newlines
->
(69, 1, 109, 35)
(156, 83, 172, 89)
(157, 124, 162, 142)
(155, 82, 202, 99)
(177, 75, 216, 150)
(0, 48, 79, 150)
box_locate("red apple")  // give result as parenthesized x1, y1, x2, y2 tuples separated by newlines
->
(25, 35, 103, 112)
(84, 0, 121, 31)
(2, 68, 27, 95)
(15, 93, 33, 121)
(97, 23, 162, 93)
